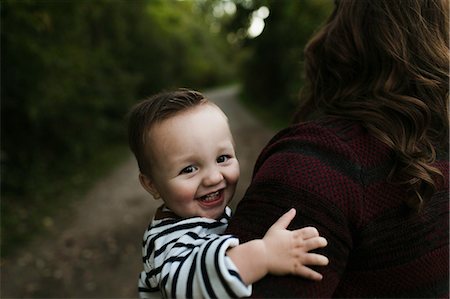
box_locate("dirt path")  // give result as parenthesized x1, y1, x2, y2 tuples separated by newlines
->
(1, 86, 275, 298)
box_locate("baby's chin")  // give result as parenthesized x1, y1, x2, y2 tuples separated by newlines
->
(198, 207, 226, 220)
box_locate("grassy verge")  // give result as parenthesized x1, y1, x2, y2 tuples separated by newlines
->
(1, 144, 130, 258)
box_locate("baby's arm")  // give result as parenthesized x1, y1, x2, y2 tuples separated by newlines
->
(226, 208, 328, 285)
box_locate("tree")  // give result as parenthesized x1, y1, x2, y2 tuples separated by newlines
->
(236, 0, 333, 124)
(1, 0, 237, 256)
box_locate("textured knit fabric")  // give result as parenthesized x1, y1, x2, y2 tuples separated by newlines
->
(226, 117, 449, 298)
(138, 205, 251, 299)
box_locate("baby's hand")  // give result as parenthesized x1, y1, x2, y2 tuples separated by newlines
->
(262, 208, 329, 281)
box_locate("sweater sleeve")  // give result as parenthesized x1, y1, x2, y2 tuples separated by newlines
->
(226, 123, 363, 297)
(139, 217, 252, 299)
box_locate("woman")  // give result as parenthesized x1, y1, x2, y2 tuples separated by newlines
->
(226, 0, 449, 297)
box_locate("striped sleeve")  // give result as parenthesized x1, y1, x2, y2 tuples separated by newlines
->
(139, 208, 251, 298)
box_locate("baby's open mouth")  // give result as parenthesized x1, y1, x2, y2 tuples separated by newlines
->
(198, 190, 221, 202)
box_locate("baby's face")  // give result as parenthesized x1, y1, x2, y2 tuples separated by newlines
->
(147, 104, 239, 219)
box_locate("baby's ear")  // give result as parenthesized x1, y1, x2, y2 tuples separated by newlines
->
(139, 173, 161, 200)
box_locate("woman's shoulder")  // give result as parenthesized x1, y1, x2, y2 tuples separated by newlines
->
(269, 117, 368, 147)
(257, 117, 391, 170)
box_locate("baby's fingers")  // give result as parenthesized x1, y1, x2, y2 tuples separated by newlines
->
(303, 236, 328, 251)
(302, 253, 329, 266)
(294, 265, 324, 281)
(295, 226, 320, 239)
(269, 208, 296, 230)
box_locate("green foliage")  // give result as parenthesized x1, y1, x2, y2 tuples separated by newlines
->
(1, 0, 332, 257)
(1, 0, 236, 256)
(136, 0, 235, 94)
(239, 0, 333, 126)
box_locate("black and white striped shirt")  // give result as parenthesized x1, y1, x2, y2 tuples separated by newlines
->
(138, 205, 252, 298)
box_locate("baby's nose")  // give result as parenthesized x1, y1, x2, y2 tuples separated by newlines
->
(203, 168, 224, 186)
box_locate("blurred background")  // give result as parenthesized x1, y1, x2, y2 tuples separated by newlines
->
(1, 0, 332, 297)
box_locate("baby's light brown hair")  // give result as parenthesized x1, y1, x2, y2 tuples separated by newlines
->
(127, 89, 209, 176)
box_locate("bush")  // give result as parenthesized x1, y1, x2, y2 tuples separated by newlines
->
(1, 0, 236, 256)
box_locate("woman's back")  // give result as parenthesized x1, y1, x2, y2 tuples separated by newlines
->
(228, 0, 449, 297)
(227, 118, 449, 297)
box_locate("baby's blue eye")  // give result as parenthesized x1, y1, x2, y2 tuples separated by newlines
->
(180, 165, 197, 174)
(217, 155, 230, 163)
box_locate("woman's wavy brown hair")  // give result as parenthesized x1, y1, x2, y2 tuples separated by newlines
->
(294, 0, 449, 211)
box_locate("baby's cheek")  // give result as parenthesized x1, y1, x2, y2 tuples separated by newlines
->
(171, 184, 197, 202)
(228, 166, 240, 185)
(165, 184, 199, 218)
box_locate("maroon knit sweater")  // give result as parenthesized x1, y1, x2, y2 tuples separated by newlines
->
(226, 118, 449, 298)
